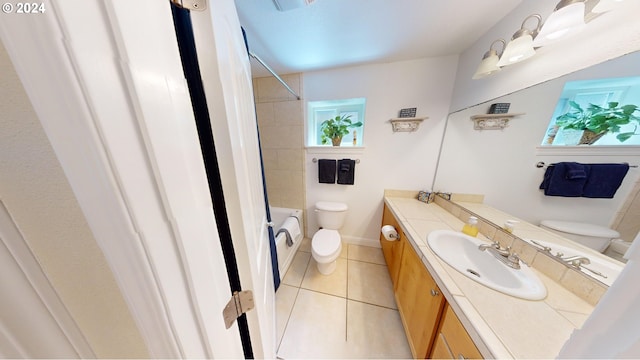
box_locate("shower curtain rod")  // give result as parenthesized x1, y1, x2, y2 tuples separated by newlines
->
(249, 51, 301, 100)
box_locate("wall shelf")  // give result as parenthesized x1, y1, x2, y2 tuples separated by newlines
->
(470, 113, 524, 130)
(389, 117, 428, 132)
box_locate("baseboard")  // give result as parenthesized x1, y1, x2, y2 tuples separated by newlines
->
(341, 235, 381, 248)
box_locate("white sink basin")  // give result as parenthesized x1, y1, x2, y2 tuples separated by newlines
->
(427, 230, 547, 300)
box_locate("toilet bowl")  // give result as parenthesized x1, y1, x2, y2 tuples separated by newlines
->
(311, 229, 343, 274)
(540, 220, 620, 253)
(311, 201, 348, 275)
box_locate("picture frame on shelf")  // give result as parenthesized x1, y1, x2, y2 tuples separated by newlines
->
(399, 107, 417, 118)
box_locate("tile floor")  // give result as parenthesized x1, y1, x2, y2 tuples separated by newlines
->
(276, 239, 412, 359)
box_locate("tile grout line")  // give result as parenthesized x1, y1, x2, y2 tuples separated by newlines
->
(345, 250, 349, 342)
(276, 253, 311, 356)
(276, 285, 301, 355)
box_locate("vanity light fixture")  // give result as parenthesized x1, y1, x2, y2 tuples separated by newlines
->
(472, 39, 506, 79)
(592, 0, 624, 13)
(532, 0, 586, 47)
(496, 14, 542, 67)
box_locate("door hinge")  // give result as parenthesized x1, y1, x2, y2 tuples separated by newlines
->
(223, 290, 255, 329)
(171, 0, 207, 11)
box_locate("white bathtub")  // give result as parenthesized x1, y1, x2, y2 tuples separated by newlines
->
(270, 206, 304, 279)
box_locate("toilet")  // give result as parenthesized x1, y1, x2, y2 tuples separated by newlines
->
(539, 220, 620, 253)
(311, 201, 347, 275)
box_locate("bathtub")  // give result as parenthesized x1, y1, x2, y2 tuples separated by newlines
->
(270, 206, 304, 279)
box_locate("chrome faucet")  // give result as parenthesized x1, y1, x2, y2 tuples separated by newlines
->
(562, 255, 591, 267)
(478, 241, 500, 251)
(478, 241, 521, 269)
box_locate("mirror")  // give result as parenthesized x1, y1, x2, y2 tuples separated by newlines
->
(434, 51, 640, 282)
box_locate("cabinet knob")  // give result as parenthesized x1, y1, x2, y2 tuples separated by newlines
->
(430, 289, 439, 297)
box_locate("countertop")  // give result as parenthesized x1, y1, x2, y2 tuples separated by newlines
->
(384, 196, 595, 359)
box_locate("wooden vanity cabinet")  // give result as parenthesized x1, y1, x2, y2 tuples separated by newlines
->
(430, 303, 483, 360)
(395, 235, 445, 358)
(380, 204, 405, 288)
(381, 203, 484, 359)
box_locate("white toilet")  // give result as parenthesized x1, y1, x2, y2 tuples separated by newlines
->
(311, 201, 347, 275)
(540, 220, 620, 253)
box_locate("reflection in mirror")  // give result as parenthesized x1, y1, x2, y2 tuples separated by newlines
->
(542, 77, 640, 146)
(434, 51, 640, 278)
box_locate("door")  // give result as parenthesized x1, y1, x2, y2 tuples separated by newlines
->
(188, 2, 276, 358)
(0, 0, 266, 357)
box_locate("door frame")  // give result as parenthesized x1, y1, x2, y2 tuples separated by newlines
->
(0, 0, 255, 357)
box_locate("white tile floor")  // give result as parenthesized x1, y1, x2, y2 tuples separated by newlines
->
(275, 239, 412, 359)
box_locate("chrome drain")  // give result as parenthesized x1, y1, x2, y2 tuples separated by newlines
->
(467, 269, 480, 277)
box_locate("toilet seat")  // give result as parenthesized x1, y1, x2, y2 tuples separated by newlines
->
(311, 229, 341, 259)
(540, 220, 620, 238)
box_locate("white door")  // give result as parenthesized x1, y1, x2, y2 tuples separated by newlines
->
(189, 2, 276, 358)
(0, 0, 270, 358)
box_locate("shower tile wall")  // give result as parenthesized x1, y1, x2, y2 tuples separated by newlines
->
(254, 74, 306, 212)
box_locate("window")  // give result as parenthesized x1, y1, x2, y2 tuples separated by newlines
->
(307, 98, 366, 147)
(542, 77, 640, 146)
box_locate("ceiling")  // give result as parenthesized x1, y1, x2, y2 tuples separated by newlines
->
(235, 0, 523, 77)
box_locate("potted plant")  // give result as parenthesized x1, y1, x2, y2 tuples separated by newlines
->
(320, 114, 363, 146)
(555, 101, 640, 145)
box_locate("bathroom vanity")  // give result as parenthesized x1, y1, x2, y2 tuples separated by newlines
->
(380, 190, 599, 359)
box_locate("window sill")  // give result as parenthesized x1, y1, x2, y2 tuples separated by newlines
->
(535, 145, 640, 156)
(305, 146, 366, 155)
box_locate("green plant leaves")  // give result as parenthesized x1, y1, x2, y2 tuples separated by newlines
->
(319, 114, 363, 145)
(616, 132, 635, 142)
(555, 101, 640, 143)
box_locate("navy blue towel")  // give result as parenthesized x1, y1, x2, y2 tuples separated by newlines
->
(582, 163, 629, 198)
(337, 159, 356, 185)
(539, 162, 587, 197)
(565, 162, 588, 179)
(318, 159, 336, 184)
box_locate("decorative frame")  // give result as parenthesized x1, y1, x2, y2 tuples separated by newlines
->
(399, 107, 417, 118)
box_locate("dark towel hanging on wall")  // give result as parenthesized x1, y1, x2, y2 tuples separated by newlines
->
(583, 163, 629, 198)
(337, 159, 356, 185)
(539, 162, 588, 197)
(318, 159, 336, 184)
(539, 162, 629, 198)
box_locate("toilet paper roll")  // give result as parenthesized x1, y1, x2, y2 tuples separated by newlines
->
(381, 225, 399, 241)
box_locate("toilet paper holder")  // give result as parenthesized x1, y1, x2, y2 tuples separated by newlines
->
(381, 225, 400, 241)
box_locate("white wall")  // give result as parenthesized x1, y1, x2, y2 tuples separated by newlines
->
(435, 52, 640, 231)
(303, 57, 458, 245)
(451, 0, 640, 111)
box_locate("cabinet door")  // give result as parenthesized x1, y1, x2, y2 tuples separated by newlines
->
(432, 304, 483, 359)
(380, 204, 404, 288)
(431, 333, 454, 359)
(396, 241, 445, 358)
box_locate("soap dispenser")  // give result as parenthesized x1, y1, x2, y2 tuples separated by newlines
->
(462, 216, 479, 237)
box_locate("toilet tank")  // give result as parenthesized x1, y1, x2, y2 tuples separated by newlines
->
(315, 201, 348, 230)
